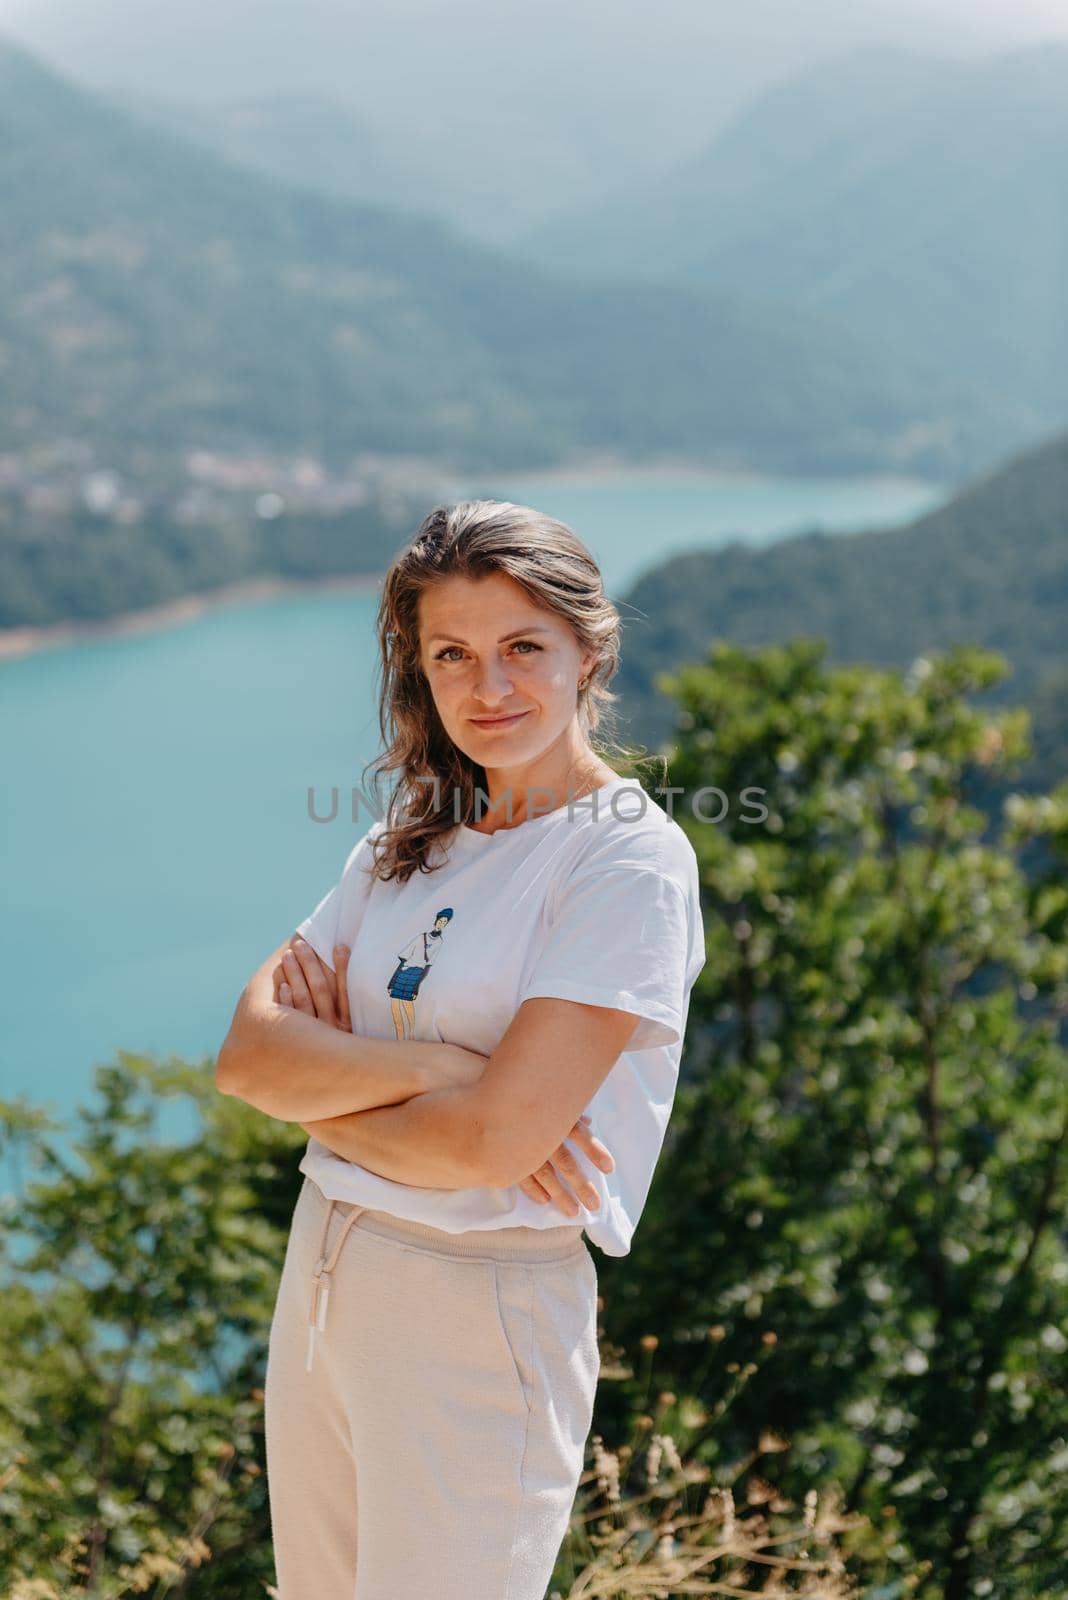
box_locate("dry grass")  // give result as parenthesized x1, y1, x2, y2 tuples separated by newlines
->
(555, 1427, 870, 1598)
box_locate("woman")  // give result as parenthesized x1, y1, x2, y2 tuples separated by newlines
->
(216, 500, 706, 1600)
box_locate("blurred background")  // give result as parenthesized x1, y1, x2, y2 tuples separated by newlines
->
(1, 3, 1066, 1595)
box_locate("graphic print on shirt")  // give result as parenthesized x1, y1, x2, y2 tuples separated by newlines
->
(386, 906, 454, 1039)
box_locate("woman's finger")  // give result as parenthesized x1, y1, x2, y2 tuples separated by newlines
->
(272, 962, 286, 1003)
(569, 1118, 615, 1173)
(289, 939, 338, 1024)
(279, 981, 292, 1005)
(298, 938, 340, 1024)
(549, 1143, 601, 1211)
(536, 1159, 585, 1217)
(281, 945, 318, 1016)
(530, 1155, 590, 1218)
(519, 1117, 606, 1216)
(334, 944, 352, 1032)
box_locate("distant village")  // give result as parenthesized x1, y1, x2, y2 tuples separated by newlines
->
(0, 439, 458, 530)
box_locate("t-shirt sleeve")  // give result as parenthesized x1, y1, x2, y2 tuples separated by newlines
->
(518, 827, 705, 1051)
(294, 823, 381, 972)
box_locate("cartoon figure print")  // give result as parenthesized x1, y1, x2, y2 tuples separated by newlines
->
(386, 907, 454, 1039)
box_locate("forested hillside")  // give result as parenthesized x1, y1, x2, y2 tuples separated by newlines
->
(0, 37, 1035, 484)
(523, 43, 1068, 425)
(614, 427, 1068, 791)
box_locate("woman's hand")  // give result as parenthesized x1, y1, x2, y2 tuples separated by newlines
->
(518, 1115, 615, 1217)
(275, 937, 352, 1031)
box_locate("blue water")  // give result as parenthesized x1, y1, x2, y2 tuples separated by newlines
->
(1, 468, 944, 1155)
(452, 465, 941, 578)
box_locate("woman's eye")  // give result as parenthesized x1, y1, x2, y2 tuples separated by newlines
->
(434, 641, 541, 662)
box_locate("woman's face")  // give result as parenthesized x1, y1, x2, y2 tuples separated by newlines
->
(417, 570, 594, 771)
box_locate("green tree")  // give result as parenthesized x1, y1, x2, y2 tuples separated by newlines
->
(0, 1056, 305, 1597)
(603, 639, 1068, 1600)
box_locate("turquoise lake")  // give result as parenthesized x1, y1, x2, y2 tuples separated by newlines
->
(1, 468, 945, 1158)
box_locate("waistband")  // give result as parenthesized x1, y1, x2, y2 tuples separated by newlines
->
(301, 1176, 587, 1375)
(307, 1176, 587, 1263)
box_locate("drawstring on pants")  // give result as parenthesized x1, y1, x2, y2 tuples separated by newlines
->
(306, 1198, 366, 1374)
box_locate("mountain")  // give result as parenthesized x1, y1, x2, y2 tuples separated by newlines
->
(108, 88, 444, 223)
(521, 43, 1068, 425)
(0, 35, 1039, 486)
(614, 426, 1068, 771)
(106, 83, 678, 250)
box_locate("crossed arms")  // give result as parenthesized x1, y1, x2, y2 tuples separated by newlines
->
(216, 932, 634, 1206)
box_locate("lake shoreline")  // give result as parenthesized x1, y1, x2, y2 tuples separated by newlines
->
(0, 571, 385, 666)
(0, 463, 943, 667)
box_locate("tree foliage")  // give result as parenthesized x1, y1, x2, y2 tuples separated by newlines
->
(0, 1059, 303, 1597)
(608, 639, 1068, 1600)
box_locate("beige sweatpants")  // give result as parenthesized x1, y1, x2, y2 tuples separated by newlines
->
(264, 1174, 601, 1600)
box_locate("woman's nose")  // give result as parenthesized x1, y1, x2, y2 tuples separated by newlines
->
(471, 658, 513, 702)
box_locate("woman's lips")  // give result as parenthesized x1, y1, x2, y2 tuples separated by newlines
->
(468, 710, 530, 729)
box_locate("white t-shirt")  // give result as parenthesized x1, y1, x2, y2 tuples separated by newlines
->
(294, 776, 706, 1256)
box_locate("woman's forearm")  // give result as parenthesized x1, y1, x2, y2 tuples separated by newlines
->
(300, 1082, 491, 1190)
(217, 997, 439, 1121)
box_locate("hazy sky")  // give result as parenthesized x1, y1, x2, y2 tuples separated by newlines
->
(3, 0, 1068, 167)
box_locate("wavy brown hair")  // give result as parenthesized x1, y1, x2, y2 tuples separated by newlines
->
(360, 499, 651, 883)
